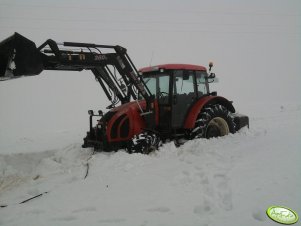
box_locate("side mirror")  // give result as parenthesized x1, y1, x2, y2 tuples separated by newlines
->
(207, 73, 218, 83)
(208, 73, 215, 79)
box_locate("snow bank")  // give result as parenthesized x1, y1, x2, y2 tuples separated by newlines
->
(0, 103, 300, 225)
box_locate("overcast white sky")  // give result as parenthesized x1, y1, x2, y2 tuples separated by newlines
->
(0, 0, 300, 107)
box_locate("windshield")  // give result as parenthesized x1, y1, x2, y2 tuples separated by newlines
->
(142, 73, 170, 98)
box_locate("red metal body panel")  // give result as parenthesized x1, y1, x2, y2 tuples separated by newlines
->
(106, 100, 159, 142)
(139, 64, 207, 73)
(184, 96, 233, 129)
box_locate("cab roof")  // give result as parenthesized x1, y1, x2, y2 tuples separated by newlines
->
(139, 64, 207, 73)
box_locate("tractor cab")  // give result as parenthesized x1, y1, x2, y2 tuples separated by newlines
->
(139, 64, 214, 133)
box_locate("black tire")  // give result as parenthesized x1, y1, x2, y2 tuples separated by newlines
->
(128, 132, 160, 154)
(192, 104, 235, 139)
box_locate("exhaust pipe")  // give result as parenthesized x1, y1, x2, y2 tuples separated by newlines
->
(0, 33, 44, 79)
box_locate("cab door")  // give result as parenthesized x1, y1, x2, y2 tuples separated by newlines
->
(156, 74, 172, 130)
(171, 70, 197, 128)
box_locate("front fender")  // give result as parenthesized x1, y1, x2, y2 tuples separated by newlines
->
(183, 96, 235, 129)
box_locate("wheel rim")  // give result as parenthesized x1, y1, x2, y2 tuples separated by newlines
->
(206, 117, 229, 138)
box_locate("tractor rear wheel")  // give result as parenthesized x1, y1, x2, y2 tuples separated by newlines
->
(128, 132, 160, 154)
(192, 104, 235, 139)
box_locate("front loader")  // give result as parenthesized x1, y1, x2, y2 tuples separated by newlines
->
(0, 33, 249, 153)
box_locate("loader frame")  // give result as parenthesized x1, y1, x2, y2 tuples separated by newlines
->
(0, 33, 154, 110)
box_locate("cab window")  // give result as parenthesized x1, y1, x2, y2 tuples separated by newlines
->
(142, 73, 170, 98)
(173, 70, 195, 96)
(196, 71, 208, 95)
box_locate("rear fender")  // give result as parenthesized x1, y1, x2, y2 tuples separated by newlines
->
(184, 96, 235, 129)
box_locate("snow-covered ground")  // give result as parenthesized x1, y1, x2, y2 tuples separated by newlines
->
(0, 1, 300, 224)
(0, 74, 300, 226)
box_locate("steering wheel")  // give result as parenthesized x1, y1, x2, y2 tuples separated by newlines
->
(158, 91, 169, 98)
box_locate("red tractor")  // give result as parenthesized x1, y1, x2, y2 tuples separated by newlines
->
(0, 33, 249, 153)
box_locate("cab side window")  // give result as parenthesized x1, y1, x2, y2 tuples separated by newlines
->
(196, 71, 208, 96)
(158, 75, 170, 95)
(173, 70, 195, 96)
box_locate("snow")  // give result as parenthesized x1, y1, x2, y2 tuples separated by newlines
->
(0, 1, 300, 223)
(0, 74, 300, 225)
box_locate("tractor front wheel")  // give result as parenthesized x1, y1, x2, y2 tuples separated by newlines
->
(128, 132, 160, 154)
(192, 104, 235, 139)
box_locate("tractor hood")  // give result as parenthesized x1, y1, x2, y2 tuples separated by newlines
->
(102, 100, 149, 143)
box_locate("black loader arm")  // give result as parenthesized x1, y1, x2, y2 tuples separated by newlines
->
(0, 32, 152, 108)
